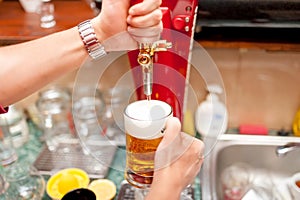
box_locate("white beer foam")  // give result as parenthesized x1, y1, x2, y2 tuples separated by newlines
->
(124, 100, 172, 139)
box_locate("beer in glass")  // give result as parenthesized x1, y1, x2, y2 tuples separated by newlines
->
(124, 100, 172, 188)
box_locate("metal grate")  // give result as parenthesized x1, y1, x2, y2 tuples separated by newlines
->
(33, 141, 116, 179)
(117, 180, 195, 200)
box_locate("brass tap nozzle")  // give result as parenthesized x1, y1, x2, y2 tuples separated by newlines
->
(137, 40, 172, 98)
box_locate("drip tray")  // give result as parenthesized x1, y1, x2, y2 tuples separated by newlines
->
(117, 180, 195, 200)
(33, 140, 116, 179)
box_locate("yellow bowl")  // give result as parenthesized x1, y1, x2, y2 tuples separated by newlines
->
(46, 168, 90, 200)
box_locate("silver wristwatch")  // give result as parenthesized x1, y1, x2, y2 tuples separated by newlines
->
(77, 20, 107, 60)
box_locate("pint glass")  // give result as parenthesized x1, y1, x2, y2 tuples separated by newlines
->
(124, 100, 172, 188)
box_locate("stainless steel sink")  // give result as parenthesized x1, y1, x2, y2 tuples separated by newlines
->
(200, 134, 300, 200)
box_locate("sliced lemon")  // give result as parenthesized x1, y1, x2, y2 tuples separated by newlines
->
(88, 179, 117, 200)
(57, 173, 80, 195)
(46, 168, 90, 199)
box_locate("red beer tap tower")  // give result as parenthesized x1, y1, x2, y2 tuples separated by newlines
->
(128, 0, 198, 122)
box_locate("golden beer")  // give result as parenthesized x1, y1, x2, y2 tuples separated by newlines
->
(124, 100, 172, 188)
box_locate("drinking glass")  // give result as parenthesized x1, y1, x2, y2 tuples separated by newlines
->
(124, 100, 172, 190)
(36, 87, 74, 151)
(3, 163, 45, 200)
(73, 86, 106, 143)
(39, 0, 56, 28)
(0, 117, 17, 196)
(0, 119, 18, 168)
(102, 87, 130, 145)
(0, 111, 45, 200)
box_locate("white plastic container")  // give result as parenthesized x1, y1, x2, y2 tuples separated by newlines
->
(195, 84, 228, 138)
(19, 0, 41, 13)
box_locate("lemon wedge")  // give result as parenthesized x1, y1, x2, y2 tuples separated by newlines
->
(57, 173, 80, 195)
(88, 179, 116, 200)
(46, 168, 90, 199)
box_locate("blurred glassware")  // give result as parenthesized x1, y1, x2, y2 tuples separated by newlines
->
(3, 162, 45, 200)
(19, 0, 41, 13)
(39, 0, 56, 28)
(73, 86, 107, 144)
(102, 86, 131, 146)
(36, 87, 75, 151)
(83, 0, 101, 15)
(0, 105, 29, 148)
(0, 117, 18, 196)
(0, 118, 18, 168)
(0, 114, 44, 200)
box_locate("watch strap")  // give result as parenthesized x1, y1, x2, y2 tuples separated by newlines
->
(78, 20, 107, 60)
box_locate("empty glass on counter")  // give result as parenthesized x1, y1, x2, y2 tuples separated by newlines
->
(0, 117, 45, 200)
(0, 117, 17, 196)
(0, 118, 18, 168)
(39, 0, 56, 28)
(36, 87, 75, 151)
(73, 86, 107, 144)
(2, 162, 45, 200)
(102, 87, 131, 145)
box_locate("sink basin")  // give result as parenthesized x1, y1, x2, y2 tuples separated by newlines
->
(200, 134, 300, 200)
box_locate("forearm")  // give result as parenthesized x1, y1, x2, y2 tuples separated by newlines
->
(145, 182, 181, 200)
(0, 0, 162, 107)
(0, 26, 88, 106)
(145, 169, 183, 200)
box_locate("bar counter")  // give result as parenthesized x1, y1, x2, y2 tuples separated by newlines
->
(1, 0, 300, 51)
(17, 121, 201, 200)
(0, 0, 95, 45)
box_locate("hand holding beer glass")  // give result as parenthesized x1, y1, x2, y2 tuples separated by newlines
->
(124, 100, 172, 189)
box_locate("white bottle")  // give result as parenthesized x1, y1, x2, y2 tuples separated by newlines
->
(0, 105, 29, 148)
(195, 84, 228, 139)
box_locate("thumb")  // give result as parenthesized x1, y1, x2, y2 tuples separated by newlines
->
(155, 117, 194, 170)
(157, 117, 181, 151)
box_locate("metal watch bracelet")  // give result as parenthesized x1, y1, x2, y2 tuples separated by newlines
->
(77, 20, 107, 60)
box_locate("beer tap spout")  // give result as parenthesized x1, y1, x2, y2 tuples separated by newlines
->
(136, 41, 172, 100)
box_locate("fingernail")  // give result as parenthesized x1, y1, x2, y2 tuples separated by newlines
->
(127, 15, 132, 23)
(128, 7, 135, 15)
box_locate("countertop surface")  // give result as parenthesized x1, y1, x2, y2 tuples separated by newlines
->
(1, 0, 299, 51)
(15, 121, 201, 200)
(0, 0, 95, 45)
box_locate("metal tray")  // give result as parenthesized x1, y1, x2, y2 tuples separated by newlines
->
(33, 140, 116, 179)
(117, 180, 195, 200)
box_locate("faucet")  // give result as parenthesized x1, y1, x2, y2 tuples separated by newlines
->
(276, 142, 300, 157)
